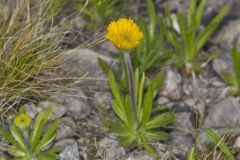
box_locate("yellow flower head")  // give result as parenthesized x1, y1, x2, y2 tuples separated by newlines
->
(106, 18, 143, 51)
(14, 113, 31, 128)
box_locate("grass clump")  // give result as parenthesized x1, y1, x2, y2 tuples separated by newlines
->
(0, 0, 64, 116)
(187, 129, 236, 160)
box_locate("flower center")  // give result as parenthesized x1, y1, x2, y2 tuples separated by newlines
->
(20, 118, 25, 123)
(121, 33, 132, 42)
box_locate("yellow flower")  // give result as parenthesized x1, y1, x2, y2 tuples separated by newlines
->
(106, 18, 143, 51)
(14, 113, 31, 128)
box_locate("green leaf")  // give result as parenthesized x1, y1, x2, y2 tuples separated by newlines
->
(158, 16, 167, 43)
(232, 47, 240, 90)
(134, 69, 139, 105)
(194, 5, 228, 53)
(31, 106, 54, 148)
(205, 128, 235, 160)
(141, 86, 153, 125)
(149, 71, 164, 92)
(197, 50, 222, 62)
(177, 13, 188, 40)
(111, 100, 128, 125)
(98, 57, 111, 75)
(195, 0, 206, 27)
(108, 120, 131, 137)
(7, 146, 26, 157)
(145, 130, 169, 141)
(35, 147, 59, 160)
(221, 73, 235, 86)
(0, 156, 7, 160)
(119, 135, 135, 147)
(19, 106, 26, 114)
(166, 31, 184, 66)
(146, 112, 175, 129)
(188, 0, 197, 27)
(141, 137, 158, 158)
(31, 111, 44, 147)
(146, 0, 156, 43)
(123, 95, 134, 127)
(34, 118, 59, 152)
(108, 70, 129, 124)
(187, 146, 196, 160)
(0, 129, 18, 147)
(108, 70, 125, 113)
(137, 73, 145, 122)
(10, 125, 26, 151)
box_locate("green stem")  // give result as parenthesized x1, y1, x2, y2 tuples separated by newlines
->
(123, 52, 137, 123)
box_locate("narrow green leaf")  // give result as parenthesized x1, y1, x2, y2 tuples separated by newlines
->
(134, 69, 139, 106)
(111, 100, 128, 124)
(149, 71, 164, 91)
(166, 31, 184, 65)
(19, 106, 26, 114)
(98, 57, 111, 75)
(146, 112, 175, 129)
(0, 129, 18, 147)
(177, 13, 188, 39)
(108, 70, 125, 112)
(31, 111, 44, 147)
(119, 135, 135, 147)
(195, 0, 206, 27)
(194, 5, 228, 53)
(108, 68, 129, 124)
(146, 0, 156, 43)
(205, 128, 235, 160)
(7, 146, 26, 157)
(197, 51, 222, 62)
(137, 73, 145, 122)
(158, 16, 166, 43)
(0, 156, 7, 160)
(141, 137, 158, 158)
(221, 73, 235, 86)
(10, 125, 26, 151)
(108, 120, 130, 137)
(123, 95, 134, 127)
(187, 146, 196, 160)
(141, 86, 153, 125)
(31, 106, 54, 148)
(145, 130, 169, 141)
(232, 47, 240, 90)
(34, 118, 59, 152)
(188, 0, 197, 27)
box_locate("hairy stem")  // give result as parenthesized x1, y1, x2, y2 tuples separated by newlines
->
(124, 52, 137, 123)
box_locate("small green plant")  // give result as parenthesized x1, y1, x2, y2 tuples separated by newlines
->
(220, 48, 240, 95)
(100, 17, 175, 158)
(205, 128, 235, 160)
(99, 69, 175, 157)
(98, 0, 170, 94)
(166, 0, 228, 74)
(0, 106, 59, 160)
